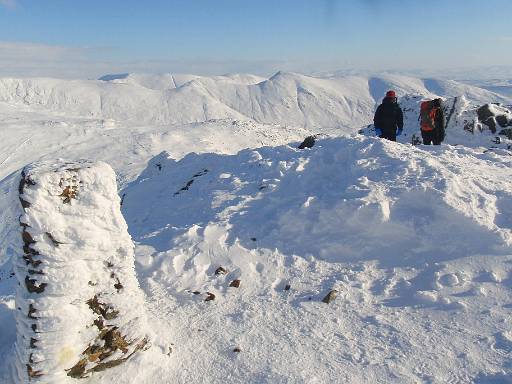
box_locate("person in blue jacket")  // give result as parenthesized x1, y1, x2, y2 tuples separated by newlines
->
(373, 90, 404, 142)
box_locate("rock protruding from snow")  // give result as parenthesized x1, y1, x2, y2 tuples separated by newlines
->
(14, 160, 149, 383)
(476, 103, 512, 134)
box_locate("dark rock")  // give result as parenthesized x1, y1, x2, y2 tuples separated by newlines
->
(215, 267, 227, 275)
(114, 279, 124, 292)
(298, 136, 316, 149)
(174, 179, 194, 195)
(477, 104, 495, 122)
(23, 250, 42, 268)
(464, 120, 475, 134)
(229, 279, 241, 288)
(86, 295, 119, 320)
(322, 289, 338, 304)
(45, 232, 62, 247)
(22, 229, 35, 245)
(205, 292, 216, 302)
(28, 304, 37, 319)
(18, 171, 35, 208)
(26, 364, 43, 379)
(499, 128, 512, 139)
(25, 276, 47, 294)
(93, 318, 104, 330)
(250, 237, 257, 241)
(482, 117, 497, 133)
(496, 115, 510, 128)
(59, 185, 78, 204)
(233, 347, 241, 353)
(284, 284, 291, 291)
(67, 333, 148, 378)
(192, 169, 209, 178)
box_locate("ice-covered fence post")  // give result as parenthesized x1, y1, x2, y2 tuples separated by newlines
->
(14, 160, 149, 383)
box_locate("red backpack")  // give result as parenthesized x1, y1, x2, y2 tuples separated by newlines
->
(420, 101, 438, 132)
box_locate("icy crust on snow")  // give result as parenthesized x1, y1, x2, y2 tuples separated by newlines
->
(13, 160, 149, 383)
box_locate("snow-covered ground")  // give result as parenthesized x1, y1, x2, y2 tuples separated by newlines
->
(0, 72, 512, 383)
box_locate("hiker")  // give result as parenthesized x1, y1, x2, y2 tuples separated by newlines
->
(373, 90, 404, 142)
(420, 98, 445, 145)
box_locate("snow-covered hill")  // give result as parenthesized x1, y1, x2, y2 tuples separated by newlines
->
(0, 72, 509, 130)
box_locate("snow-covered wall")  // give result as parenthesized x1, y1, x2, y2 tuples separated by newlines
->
(14, 160, 149, 383)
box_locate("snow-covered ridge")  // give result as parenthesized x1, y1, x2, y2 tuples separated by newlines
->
(0, 72, 508, 129)
(13, 160, 149, 383)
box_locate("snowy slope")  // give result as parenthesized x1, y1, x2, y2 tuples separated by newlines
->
(116, 136, 512, 383)
(0, 102, 312, 270)
(463, 79, 512, 98)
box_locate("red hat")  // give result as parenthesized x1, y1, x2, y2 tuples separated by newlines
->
(386, 90, 396, 98)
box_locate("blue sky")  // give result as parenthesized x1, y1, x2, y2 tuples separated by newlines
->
(0, 0, 511, 78)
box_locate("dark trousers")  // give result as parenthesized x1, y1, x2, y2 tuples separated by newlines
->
(380, 132, 396, 142)
(421, 130, 441, 145)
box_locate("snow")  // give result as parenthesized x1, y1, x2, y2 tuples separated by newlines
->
(116, 137, 512, 383)
(0, 71, 511, 383)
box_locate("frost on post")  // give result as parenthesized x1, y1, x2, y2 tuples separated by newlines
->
(14, 160, 149, 383)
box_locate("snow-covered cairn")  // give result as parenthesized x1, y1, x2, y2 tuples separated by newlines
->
(14, 160, 149, 382)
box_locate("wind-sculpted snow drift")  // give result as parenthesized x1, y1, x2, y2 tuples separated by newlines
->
(116, 136, 512, 382)
(13, 161, 149, 383)
(123, 136, 512, 275)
